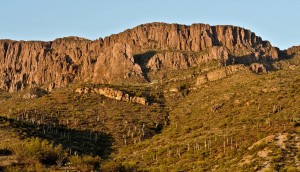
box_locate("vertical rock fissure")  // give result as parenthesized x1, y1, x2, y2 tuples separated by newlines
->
(3, 42, 8, 61)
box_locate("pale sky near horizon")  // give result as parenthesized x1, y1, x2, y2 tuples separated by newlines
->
(0, 0, 299, 49)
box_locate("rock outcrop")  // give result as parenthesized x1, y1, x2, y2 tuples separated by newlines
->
(196, 65, 246, 85)
(0, 23, 280, 92)
(22, 87, 48, 99)
(206, 68, 228, 82)
(195, 75, 208, 85)
(76, 87, 148, 105)
(249, 63, 267, 73)
(286, 46, 300, 55)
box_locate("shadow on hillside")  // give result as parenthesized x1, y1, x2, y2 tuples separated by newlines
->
(0, 116, 113, 159)
(133, 51, 157, 82)
(226, 54, 278, 71)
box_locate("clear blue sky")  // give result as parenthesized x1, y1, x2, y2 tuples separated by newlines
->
(0, 0, 299, 49)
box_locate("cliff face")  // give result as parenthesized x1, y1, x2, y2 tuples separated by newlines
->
(0, 23, 280, 92)
(106, 23, 277, 54)
(0, 38, 101, 92)
(92, 43, 144, 84)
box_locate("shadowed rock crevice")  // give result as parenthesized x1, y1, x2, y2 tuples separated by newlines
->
(133, 51, 157, 82)
(3, 42, 8, 60)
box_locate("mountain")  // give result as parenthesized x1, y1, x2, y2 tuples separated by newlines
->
(0, 22, 279, 92)
(0, 23, 300, 171)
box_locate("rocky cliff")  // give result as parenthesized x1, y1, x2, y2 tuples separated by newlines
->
(286, 46, 300, 56)
(0, 22, 280, 92)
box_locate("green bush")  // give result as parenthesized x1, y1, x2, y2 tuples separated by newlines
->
(282, 166, 299, 172)
(100, 161, 124, 172)
(69, 155, 101, 171)
(100, 160, 139, 172)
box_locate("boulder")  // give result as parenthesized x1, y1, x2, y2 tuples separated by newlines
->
(131, 96, 148, 105)
(250, 63, 267, 73)
(195, 75, 208, 85)
(75, 88, 84, 94)
(169, 88, 179, 92)
(23, 93, 39, 99)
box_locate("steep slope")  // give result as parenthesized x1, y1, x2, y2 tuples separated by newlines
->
(0, 23, 279, 92)
(110, 49, 300, 171)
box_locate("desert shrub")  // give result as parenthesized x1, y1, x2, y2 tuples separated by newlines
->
(134, 90, 144, 97)
(100, 161, 138, 172)
(69, 155, 101, 171)
(122, 161, 139, 171)
(282, 166, 298, 172)
(4, 162, 48, 172)
(13, 137, 66, 165)
(24, 162, 47, 172)
(100, 161, 124, 172)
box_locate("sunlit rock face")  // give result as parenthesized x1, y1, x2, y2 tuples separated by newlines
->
(0, 23, 279, 92)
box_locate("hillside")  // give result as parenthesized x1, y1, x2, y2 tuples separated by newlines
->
(112, 49, 300, 171)
(0, 23, 300, 171)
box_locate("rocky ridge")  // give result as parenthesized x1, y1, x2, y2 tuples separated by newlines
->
(0, 22, 283, 92)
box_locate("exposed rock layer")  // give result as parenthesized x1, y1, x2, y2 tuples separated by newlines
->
(0, 23, 281, 92)
(75, 87, 148, 105)
(196, 64, 246, 85)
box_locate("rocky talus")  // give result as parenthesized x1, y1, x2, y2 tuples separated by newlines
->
(0, 22, 281, 92)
